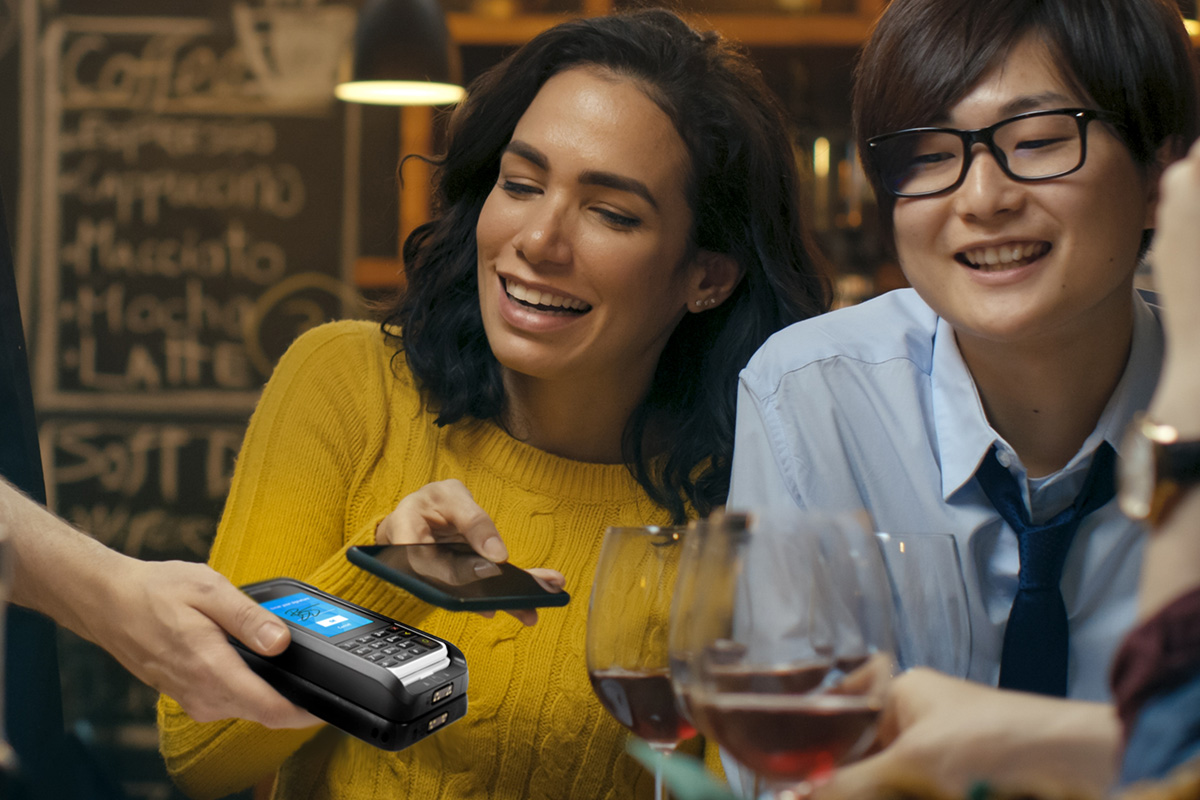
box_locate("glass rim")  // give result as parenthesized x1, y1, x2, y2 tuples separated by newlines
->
(602, 525, 688, 545)
(603, 524, 688, 533)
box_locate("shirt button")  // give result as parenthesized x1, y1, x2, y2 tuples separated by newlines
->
(996, 449, 1013, 468)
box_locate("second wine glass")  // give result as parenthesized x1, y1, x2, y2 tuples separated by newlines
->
(686, 509, 896, 798)
(875, 532, 972, 677)
(587, 525, 694, 800)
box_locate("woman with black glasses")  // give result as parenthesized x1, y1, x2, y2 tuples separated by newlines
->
(727, 0, 1197, 795)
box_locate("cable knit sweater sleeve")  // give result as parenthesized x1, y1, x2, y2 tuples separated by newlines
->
(157, 321, 433, 799)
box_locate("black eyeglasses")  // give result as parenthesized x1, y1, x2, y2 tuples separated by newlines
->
(866, 108, 1121, 198)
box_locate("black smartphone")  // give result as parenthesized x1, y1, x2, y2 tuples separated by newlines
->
(347, 542, 571, 611)
(232, 578, 468, 751)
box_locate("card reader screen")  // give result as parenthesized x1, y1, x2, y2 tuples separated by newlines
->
(262, 592, 375, 637)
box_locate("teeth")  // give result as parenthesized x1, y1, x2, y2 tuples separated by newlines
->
(506, 279, 591, 311)
(962, 242, 1048, 269)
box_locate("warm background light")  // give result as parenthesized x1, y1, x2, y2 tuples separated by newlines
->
(334, 80, 465, 106)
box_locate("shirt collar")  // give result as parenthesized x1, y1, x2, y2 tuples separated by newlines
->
(932, 290, 1163, 501)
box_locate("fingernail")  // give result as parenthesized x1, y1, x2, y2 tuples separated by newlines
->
(256, 621, 286, 651)
(474, 561, 502, 578)
(482, 535, 508, 562)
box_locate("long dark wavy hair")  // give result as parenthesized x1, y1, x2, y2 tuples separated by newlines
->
(382, 8, 830, 523)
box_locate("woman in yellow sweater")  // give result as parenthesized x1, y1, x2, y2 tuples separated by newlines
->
(157, 8, 830, 799)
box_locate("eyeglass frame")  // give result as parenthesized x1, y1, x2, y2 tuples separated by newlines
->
(865, 107, 1123, 198)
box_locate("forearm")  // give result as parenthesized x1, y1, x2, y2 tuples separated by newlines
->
(1138, 491, 1200, 620)
(921, 693, 1120, 797)
(1137, 341, 1200, 620)
(1139, 141, 1200, 620)
(1009, 699, 1120, 794)
(4, 478, 127, 642)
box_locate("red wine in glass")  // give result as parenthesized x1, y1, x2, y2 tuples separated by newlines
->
(696, 692, 881, 783)
(588, 525, 691, 800)
(589, 667, 698, 746)
(706, 660, 832, 695)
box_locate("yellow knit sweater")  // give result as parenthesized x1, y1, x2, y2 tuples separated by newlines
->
(156, 320, 706, 800)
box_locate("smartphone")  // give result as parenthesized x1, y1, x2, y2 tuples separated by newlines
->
(347, 542, 571, 611)
(232, 578, 468, 751)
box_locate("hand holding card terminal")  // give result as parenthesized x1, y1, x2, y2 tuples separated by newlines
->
(231, 578, 468, 751)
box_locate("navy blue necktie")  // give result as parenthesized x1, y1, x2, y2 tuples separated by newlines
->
(975, 441, 1116, 697)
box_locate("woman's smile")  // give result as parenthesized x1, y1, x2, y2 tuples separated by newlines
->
(502, 276, 592, 314)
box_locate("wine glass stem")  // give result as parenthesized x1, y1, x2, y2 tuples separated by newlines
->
(647, 742, 675, 800)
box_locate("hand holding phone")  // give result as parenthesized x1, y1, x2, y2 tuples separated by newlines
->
(376, 480, 512, 563)
(347, 543, 570, 611)
(369, 481, 568, 620)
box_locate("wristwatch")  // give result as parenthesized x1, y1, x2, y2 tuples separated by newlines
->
(1118, 413, 1200, 527)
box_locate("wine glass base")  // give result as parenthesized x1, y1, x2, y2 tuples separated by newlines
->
(776, 785, 813, 800)
(758, 779, 815, 800)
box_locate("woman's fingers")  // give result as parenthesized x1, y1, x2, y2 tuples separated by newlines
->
(377, 480, 508, 562)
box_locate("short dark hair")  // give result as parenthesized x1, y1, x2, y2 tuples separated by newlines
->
(853, 0, 1200, 242)
(383, 8, 830, 523)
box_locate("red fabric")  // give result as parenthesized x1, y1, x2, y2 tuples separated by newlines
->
(1112, 586, 1200, 738)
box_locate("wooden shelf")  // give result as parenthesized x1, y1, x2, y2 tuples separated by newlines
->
(687, 13, 875, 46)
(448, 13, 577, 45)
(448, 11, 876, 46)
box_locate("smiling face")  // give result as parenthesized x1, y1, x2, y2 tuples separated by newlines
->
(891, 34, 1159, 355)
(476, 66, 704, 396)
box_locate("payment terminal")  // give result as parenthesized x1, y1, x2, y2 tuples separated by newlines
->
(232, 578, 468, 751)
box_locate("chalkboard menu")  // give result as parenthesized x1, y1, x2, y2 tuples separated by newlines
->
(14, 3, 366, 797)
(34, 9, 360, 412)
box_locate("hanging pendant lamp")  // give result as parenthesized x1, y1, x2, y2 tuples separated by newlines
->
(336, 0, 466, 106)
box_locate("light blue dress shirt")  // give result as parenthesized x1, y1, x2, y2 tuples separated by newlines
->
(728, 287, 1162, 702)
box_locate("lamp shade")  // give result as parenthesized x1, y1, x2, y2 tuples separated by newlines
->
(335, 0, 466, 106)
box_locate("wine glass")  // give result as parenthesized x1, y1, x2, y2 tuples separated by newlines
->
(686, 509, 895, 798)
(669, 513, 769, 796)
(588, 525, 694, 800)
(667, 516, 722, 735)
(874, 533, 972, 676)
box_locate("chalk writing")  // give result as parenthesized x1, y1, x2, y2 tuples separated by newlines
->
(58, 158, 305, 224)
(35, 15, 352, 413)
(60, 112, 277, 163)
(61, 32, 254, 112)
(43, 419, 245, 559)
(62, 218, 286, 283)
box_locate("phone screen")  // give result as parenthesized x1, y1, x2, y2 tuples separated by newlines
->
(348, 543, 570, 609)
